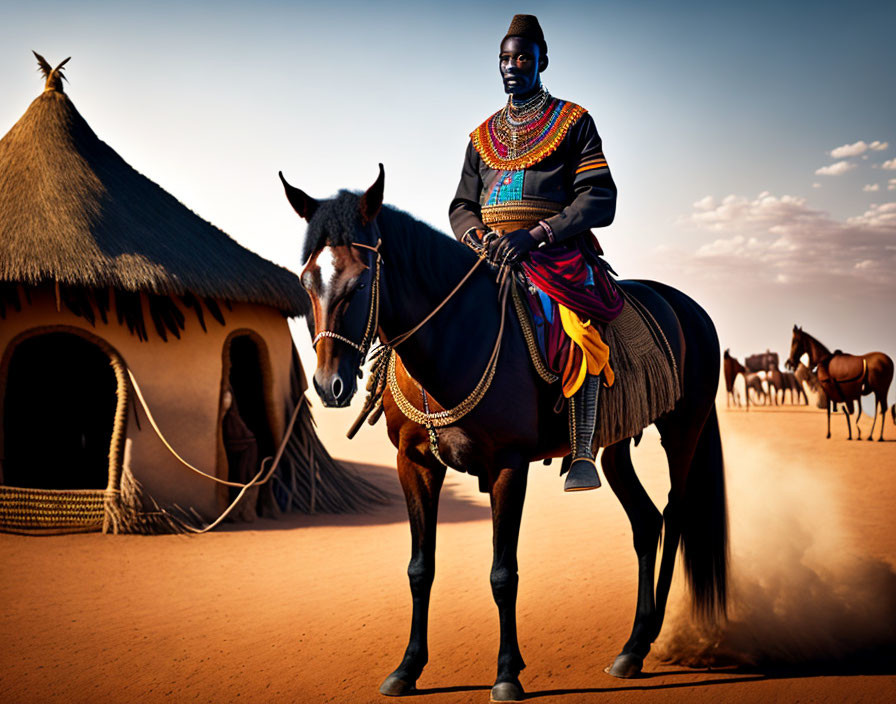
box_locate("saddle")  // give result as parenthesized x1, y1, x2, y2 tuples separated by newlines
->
(513, 279, 681, 448)
(815, 352, 868, 403)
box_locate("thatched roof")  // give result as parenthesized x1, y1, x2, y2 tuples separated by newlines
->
(0, 57, 306, 317)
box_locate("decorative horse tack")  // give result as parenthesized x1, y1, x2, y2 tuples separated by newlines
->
(312, 239, 383, 359)
(281, 167, 728, 701)
(343, 238, 516, 462)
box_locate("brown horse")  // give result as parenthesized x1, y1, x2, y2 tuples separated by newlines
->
(787, 326, 894, 440)
(780, 370, 808, 405)
(723, 349, 746, 408)
(280, 166, 728, 702)
(743, 371, 768, 406)
(766, 367, 783, 405)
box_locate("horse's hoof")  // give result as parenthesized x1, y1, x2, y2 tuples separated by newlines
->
(604, 653, 644, 678)
(379, 675, 415, 696)
(490, 680, 525, 702)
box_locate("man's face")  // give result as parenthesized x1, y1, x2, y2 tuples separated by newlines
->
(499, 36, 543, 96)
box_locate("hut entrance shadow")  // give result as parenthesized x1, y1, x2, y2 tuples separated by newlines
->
(223, 333, 276, 472)
(2, 331, 117, 489)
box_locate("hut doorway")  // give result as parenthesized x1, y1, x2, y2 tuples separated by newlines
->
(2, 331, 118, 490)
(224, 333, 276, 481)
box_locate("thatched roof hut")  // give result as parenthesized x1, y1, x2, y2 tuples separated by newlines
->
(0, 55, 388, 534)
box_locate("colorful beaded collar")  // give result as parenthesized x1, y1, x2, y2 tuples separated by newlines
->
(471, 98, 587, 170)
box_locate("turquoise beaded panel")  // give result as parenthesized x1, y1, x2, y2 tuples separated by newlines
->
(485, 170, 525, 205)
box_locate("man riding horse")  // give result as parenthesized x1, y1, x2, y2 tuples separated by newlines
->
(449, 14, 622, 491)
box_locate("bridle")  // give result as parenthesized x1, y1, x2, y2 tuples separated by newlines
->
(310, 237, 383, 361)
(310, 227, 490, 364)
(307, 225, 509, 458)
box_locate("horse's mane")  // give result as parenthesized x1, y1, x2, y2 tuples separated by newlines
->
(799, 329, 831, 357)
(302, 190, 476, 277)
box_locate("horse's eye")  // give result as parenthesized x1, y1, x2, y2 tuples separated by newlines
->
(357, 283, 366, 290)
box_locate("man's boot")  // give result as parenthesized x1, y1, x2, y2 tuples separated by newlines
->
(564, 374, 602, 491)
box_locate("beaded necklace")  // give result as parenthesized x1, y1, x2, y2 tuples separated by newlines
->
(471, 88, 587, 170)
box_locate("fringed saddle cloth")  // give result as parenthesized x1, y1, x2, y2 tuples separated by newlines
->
(513, 280, 681, 447)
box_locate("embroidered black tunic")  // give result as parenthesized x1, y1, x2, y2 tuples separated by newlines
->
(448, 105, 616, 249)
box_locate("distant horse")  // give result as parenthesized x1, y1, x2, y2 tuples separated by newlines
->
(767, 367, 783, 405)
(795, 362, 827, 409)
(723, 349, 746, 408)
(280, 166, 728, 701)
(767, 367, 806, 405)
(780, 370, 807, 405)
(744, 371, 768, 406)
(787, 326, 894, 441)
(745, 350, 779, 374)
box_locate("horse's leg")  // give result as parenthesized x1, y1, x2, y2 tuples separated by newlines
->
(601, 440, 662, 678)
(856, 399, 863, 440)
(826, 401, 832, 439)
(487, 456, 528, 702)
(876, 393, 886, 442)
(379, 444, 446, 696)
(844, 404, 853, 440)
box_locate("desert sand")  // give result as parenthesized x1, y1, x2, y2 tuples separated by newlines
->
(2, 401, 895, 703)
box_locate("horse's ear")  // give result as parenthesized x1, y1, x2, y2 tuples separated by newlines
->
(359, 163, 385, 225)
(279, 171, 319, 221)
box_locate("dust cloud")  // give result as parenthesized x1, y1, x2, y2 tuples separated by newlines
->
(655, 431, 896, 668)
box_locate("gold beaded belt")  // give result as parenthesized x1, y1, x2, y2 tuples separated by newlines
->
(481, 200, 563, 233)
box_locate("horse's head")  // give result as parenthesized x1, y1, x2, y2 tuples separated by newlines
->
(280, 165, 386, 407)
(786, 325, 804, 370)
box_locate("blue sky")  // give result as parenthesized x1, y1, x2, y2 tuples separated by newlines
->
(2, 0, 894, 367)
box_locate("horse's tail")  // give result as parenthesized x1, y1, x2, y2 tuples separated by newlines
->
(681, 404, 728, 624)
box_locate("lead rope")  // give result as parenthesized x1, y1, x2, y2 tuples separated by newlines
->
(126, 368, 305, 533)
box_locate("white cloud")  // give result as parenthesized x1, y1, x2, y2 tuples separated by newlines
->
(881, 158, 896, 170)
(815, 160, 856, 176)
(681, 192, 896, 291)
(888, 178, 896, 191)
(830, 140, 889, 158)
(863, 183, 880, 192)
(831, 140, 869, 158)
(693, 195, 715, 211)
(812, 182, 822, 188)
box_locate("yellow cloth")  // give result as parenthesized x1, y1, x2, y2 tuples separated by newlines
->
(558, 304, 615, 397)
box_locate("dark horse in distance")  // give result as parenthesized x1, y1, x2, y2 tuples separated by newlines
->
(280, 166, 728, 702)
(787, 326, 894, 441)
(723, 349, 746, 408)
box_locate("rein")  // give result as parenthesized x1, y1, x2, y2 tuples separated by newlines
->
(312, 230, 509, 449)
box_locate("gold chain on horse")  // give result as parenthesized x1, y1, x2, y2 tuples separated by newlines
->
(385, 265, 512, 428)
(346, 241, 493, 439)
(510, 279, 559, 384)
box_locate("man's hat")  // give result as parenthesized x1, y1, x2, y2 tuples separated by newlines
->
(503, 14, 547, 55)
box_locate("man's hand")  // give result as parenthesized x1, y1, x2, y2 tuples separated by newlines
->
(461, 227, 487, 252)
(488, 228, 543, 265)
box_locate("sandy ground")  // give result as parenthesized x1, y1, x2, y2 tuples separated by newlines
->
(2, 401, 895, 704)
